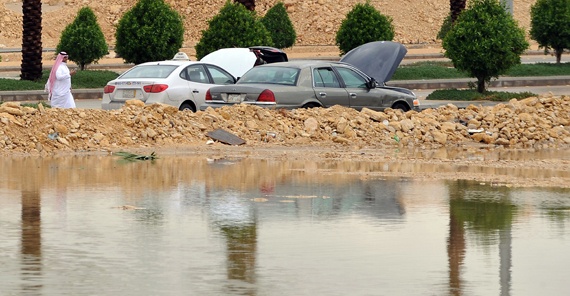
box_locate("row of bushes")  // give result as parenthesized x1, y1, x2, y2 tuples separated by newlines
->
(33, 0, 570, 95)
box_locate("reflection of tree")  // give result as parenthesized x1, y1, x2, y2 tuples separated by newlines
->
(448, 207, 465, 296)
(447, 180, 516, 296)
(21, 189, 43, 292)
(220, 224, 257, 284)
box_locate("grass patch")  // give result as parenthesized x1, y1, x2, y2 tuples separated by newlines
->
(21, 101, 51, 109)
(427, 89, 538, 101)
(505, 63, 570, 76)
(0, 70, 119, 91)
(392, 61, 570, 80)
(393, 61, 468, 80)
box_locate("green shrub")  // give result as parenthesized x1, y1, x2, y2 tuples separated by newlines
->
(195, 1, 273, 60)
(261, 2, 296, 49)
(530, 0, 570, 64)
(56, 7, 108, 70)
(335, 2, 394, 55)
(115, 0, 184, 64)
(442, 0, 528, 93)
(437, 13, 453, 40)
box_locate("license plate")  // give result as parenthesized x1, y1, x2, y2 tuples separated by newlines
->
(227, 94, 242, 103)
(123, 90, 136, 98)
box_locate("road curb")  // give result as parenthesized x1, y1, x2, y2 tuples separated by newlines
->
(2, 76, 568, 103)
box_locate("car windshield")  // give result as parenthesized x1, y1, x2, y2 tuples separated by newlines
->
(238, 66, 299, 85)
(120, 65, 178, 79)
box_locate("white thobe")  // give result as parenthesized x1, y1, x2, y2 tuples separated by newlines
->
(50, 63, 76, 108)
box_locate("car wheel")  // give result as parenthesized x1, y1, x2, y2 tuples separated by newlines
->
(302, 103, 320, 109)
(179, 102, 196, 112)
(391, 102, 409, 112)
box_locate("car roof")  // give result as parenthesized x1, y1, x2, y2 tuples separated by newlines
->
(255, 60, 345, 69)
(137, 60, 200, 67)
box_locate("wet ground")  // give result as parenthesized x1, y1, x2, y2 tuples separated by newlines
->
(1, 152, 570, 295)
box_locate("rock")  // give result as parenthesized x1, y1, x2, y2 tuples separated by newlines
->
(304, 117, 319, 134)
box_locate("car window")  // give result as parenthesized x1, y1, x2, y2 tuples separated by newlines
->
(238, 66, 299, 85)
(183, 65, 209, 83)
(206, 65, 235, 85)
(313, 67, 340, 88)
(121, 65, 178, 79)
(335, 67, 367, 88)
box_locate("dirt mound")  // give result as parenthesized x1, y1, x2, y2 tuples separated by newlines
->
(0, 94, 568, 156)
(0, 0, 536, 49)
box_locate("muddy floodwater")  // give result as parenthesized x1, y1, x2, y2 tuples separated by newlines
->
(1, 151, 570, 296)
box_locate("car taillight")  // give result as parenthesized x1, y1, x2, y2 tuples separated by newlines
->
(143, 84, 168, 93)
(103, 85, 115, 94)
(257, 89, 275, 102)
(205, 89, 212, 101)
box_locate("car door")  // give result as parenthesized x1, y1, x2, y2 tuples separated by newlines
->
(312, 67, 349, 107)
(181, 64, 211, 104)
(334, 66, 386, 111)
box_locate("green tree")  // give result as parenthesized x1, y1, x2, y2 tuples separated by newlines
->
(115, 0, 184, 65)
(195, 1, 272, 60)
(20, 0, 42, 81)
(442, 0, 528, 93)
(261, 2, 296, 49)
(56, 7, 108, 70)
(437, 13, 453, 40)
(530, 0, 570, 64)
(335, 2, 395, 56)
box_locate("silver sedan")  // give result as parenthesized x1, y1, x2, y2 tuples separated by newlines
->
(202, 60, 419, 112)
(201, 41, 420, 112)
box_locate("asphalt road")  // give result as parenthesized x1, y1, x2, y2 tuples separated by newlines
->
(71, 84, 570, 110)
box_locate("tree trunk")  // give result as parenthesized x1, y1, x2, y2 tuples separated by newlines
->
(450, 0, 467, 24)
(234, 0, 255, 11)
(20, 0, 43, 81)
(477, 77, 486, 93)
(555, 49, 563, 64)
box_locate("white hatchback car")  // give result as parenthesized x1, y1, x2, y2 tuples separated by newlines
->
(101, 53, 237, 111)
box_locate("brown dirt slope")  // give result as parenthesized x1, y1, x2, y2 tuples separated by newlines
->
(0, 94, 568, 157)
(1, 0, 536, 49)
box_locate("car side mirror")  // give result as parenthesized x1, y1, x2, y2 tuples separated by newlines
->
(366, 78, 377, 89)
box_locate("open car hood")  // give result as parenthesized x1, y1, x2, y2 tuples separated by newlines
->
(200, 47, 288, 78)
(339, 41, 407, 84)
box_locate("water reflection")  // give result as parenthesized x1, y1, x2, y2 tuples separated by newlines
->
(1, 154, 570, 295)
(20, 189, 42, 294)
(447, 180, 516, 296)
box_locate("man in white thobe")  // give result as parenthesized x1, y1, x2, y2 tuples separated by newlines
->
(45, 51, 76, 108)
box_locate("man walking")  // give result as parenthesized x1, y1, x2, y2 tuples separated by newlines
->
(45, 51, 76, 108)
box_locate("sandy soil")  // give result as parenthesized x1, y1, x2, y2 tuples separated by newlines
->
(1, 0, 537, 49)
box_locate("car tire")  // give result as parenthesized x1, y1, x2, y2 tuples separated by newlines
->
(391, 102, 409, 112)
(179, 102, 196, 112)
(302, 103, 321, 109)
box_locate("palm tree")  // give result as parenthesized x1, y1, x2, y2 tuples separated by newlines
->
(20, 0, 43, 81)
(234, 0, 255, 11)
(450, 0, 466, 23)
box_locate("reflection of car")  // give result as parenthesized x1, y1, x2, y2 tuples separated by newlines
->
(101, 53, 237, 111)
(201, 41, 420, 112)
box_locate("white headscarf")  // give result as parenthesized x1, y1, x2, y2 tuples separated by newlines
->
(45, 52, 68, 98)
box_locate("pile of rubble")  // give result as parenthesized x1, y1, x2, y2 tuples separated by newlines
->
(0, 0, 536, 49)
(0, 94, 568, 156)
